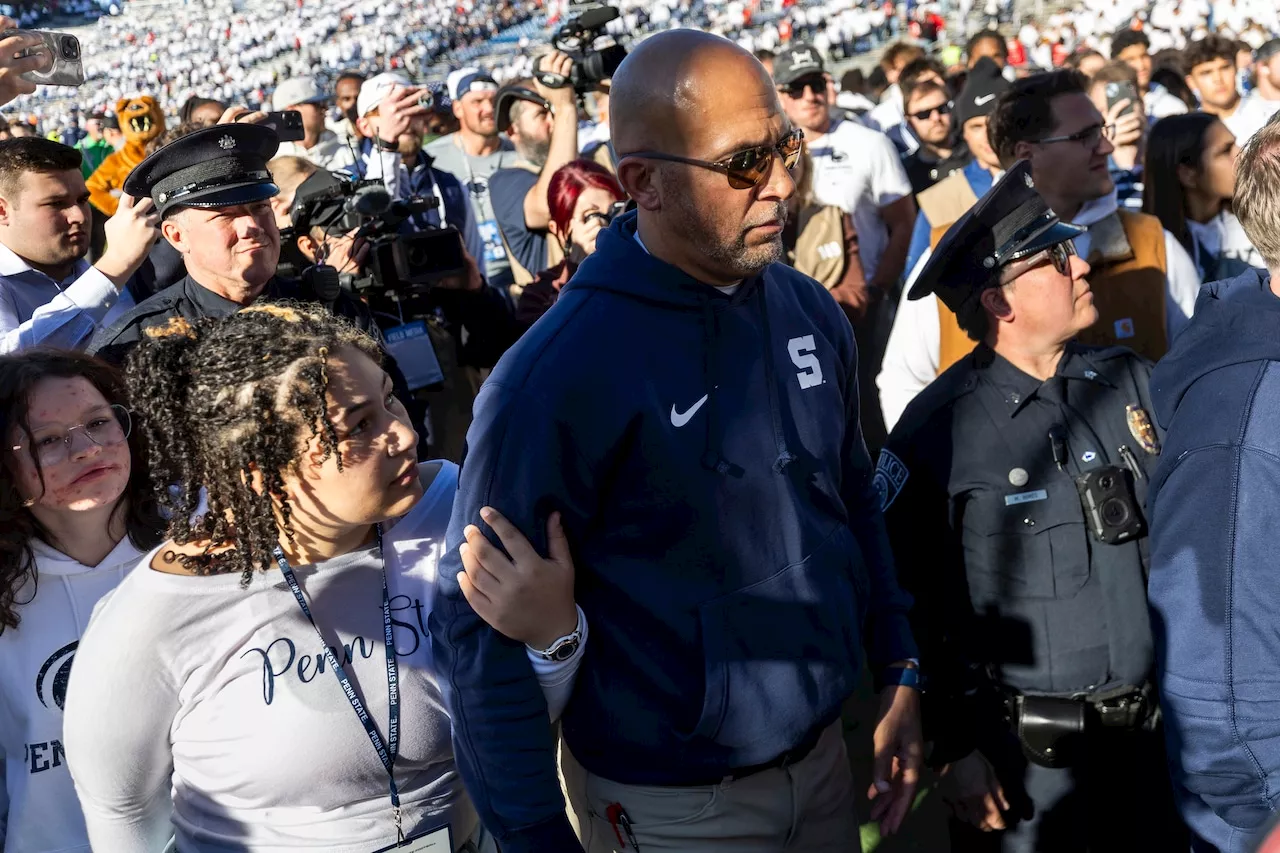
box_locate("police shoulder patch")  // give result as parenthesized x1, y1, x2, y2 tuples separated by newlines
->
(873, 449, 909, 512)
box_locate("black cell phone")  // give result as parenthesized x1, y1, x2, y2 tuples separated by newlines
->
(1104, 81, 1139, 118)
(261, 110, 305, 142)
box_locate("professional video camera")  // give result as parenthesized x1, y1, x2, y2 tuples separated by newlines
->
(288, 176, 468, 301)
(537, 1, 626, 94)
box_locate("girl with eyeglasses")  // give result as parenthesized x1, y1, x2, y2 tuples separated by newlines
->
(0, 348, 164, 853)
(62, 306, 585, 852)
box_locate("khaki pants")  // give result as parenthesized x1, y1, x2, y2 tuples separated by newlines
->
(562, 722, 861, 852)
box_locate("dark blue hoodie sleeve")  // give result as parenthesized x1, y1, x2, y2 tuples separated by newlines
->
(1148, 378, 1280, 851)
(428, 381, 587, 853)
(840, 340, 918, 671)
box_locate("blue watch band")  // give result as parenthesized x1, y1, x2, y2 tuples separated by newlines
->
(882, 665, 922, 690)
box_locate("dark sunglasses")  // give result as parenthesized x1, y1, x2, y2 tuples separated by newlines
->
(621, 128, 806, 190)
(778, 76, 827, 99)
(1003, 240, 1077, 283)
(908, 101, 953, 121)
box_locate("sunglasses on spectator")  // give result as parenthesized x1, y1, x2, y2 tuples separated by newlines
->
(908, 101, 953, 121)
(1036, 123, 1116, 148)
(11, 404, 132, 467)
(1000, 241, 1077, 284)
(621, 128, 806, 190)
(778, 77, 827, 99)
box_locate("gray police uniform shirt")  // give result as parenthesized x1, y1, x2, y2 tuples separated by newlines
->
(0, 240, 134, 354)
(424, 134, 519, 282)
(878, 343, 1160, 702)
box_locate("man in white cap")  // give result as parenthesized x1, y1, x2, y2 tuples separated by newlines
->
(426, 67, 520, 289)
(271, 75, 357, 172)
(355, 72, 488, 269)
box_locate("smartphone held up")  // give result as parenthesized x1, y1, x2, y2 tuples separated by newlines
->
(1, 29, 84, 87)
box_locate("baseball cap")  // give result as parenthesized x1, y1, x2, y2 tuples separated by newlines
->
(495, 82, 551, 133)
(447, 67, 499, 103)
(357, 71, 414, 118)
(773, 43, 826, 87)
(272, 75, 327, 111)
(953, 57, 1010, 128)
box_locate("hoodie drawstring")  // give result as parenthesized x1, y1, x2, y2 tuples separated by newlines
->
(699, 296, 733, 475)
(756, 282, 798, 473)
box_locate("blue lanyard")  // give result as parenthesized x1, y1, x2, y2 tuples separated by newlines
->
(271, 526, 405, 843)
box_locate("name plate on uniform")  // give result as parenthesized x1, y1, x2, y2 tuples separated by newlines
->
(1005, 489, 1048, 506)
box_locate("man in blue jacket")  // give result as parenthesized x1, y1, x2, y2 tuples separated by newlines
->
(430, 30, 922, 853)
(1148, 117, 1280, 852)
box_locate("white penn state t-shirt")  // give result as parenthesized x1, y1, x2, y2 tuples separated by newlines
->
(805, 119, 912, 281)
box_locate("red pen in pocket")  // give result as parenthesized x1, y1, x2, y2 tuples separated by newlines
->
(605, 802, 641, 850)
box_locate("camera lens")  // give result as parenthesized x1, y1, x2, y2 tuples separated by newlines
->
(60, 36, 79, 60)
(1098, 474, 1114, 490)
(1100, 497, 1130, 527)
(407, 244, 429, 268)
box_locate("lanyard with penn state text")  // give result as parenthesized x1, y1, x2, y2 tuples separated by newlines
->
(271, 525, 406, 843)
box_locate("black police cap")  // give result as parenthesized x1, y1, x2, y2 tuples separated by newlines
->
(908, 159, 1086, 313)
(123, 123, 282, 217)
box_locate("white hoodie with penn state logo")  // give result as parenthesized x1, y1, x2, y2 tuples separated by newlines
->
(0, 535, 142, 853)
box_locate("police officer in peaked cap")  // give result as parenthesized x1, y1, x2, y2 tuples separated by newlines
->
(875, 160, 1188, 851)
(89, 123, 380, 364)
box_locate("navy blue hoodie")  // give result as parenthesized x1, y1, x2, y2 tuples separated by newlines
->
(428, 212, 917, 852)
(1148, 268, 1280, 853)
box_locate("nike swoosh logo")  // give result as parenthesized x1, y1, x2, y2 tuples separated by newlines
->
(974, 94, 996, 105)
(670, 394, 709, 428)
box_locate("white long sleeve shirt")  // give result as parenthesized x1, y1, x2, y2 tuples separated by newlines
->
(0, 241, 133, 354)
(876, 192, 1202, 430)
(64, 461, 586, 853)
(1, 535, 144, 853)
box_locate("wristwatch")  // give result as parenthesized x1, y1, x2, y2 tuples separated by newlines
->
(529, 627, 582, 662)
(375, 135, 400, 152)
(881, 658, 923, 691)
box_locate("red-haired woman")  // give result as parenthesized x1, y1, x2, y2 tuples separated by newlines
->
(516, 159, 626, 329)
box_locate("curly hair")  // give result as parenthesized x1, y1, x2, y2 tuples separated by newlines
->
(0, 350, 163, 633)
(126, 304, 380, 584)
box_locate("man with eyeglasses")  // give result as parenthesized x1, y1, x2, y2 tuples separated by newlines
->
(431, 29, 921, 853)
(901, 79, 969, 196)
(879, 158, 1187, 853)
(878, 69, 1201, 430)
(773, 43, 917, 300)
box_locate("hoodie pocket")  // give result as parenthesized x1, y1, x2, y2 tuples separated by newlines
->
(688, 526, 862, 748)
(961, 481, 1091, 601)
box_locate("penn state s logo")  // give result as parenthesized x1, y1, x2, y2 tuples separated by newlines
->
(35, 641, 77, 711)
(788, 335, 824, 389)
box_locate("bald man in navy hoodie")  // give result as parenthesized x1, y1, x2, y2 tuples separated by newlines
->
(430, 31, 921, 853)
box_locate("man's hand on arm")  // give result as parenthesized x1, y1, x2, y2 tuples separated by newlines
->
(523, 51, 580, 231)
(94, 193, 161, 288)
(871, 194, 917, 292)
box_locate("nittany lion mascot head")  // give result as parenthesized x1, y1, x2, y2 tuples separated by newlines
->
(85, 95, 167, 216)
(116, 95, 165, 147)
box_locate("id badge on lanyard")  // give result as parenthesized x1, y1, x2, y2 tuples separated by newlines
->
(272, 528, 450, 850)
(383, 321, 445, 391)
